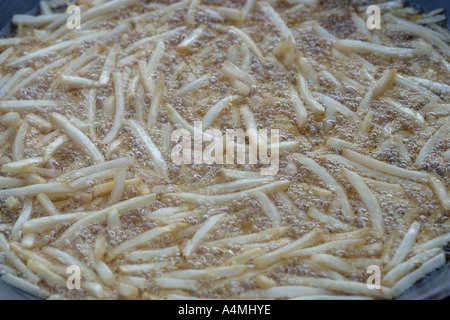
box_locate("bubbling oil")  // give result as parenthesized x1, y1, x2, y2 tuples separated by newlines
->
(0, 0, 449, 299)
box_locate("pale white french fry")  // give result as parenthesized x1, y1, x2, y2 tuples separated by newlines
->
(254, 229, 324, 269)
(183, 213, 225, 257)
(392, 253, 445, 296)
(107, 222, 185, 261)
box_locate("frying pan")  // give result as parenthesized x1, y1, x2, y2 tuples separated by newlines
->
(0, 0, 448, 300)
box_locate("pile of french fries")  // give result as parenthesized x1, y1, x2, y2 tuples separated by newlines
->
(0, 0, 448, 299)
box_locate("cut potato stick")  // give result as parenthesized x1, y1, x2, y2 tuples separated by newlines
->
(428, 175, 450, 210)
(0, 177, 25, 189)
(93, 178, 142, 197)
(1, 273, 48, 299)
(55, 194, 157, 244)
(128, 246, 180, 262)
(392, 253, 445, 296)
(290, 276, 393, 299)
(357, 69, 397, 115)
(183, 213, 226, 257)
(0, 112, 20, 127)
(228, 26, 265, 62)
(383, 248, 442, 287)
(107, 168, 126, 205)
(0, 47, 14, 65)
(335, 40, 418, 56)
(99, 46, 118, 86)
(143, 206, 190, 219)
(343, 149, 428, 182)
(386, 222, 420, 270)
(1, 157, 44, 174)
(43, 135, 67, 161)
(285, 238, 365, 258)
(152, 209, 203, 224)
(177, 27, 203, 52)
(329, 228, 374, 242)
(167, 180, 290, 204)
(21, 212, 88, 234)
(82, 281, 105, 299)
(258, 1, 293, 39)
(296, 74, 324, 114)
(220, 169, 262, 179)
(308, 208, 353, 232)
(221, 60, 256, 85)
(254, 229, 324, 269)
(154, 278, 199, 290)
(117, 281, 138, 300)
(202, 95, 239, 130)
(0, 183, 73, 198)
(363, 177, 405, 194)
(128, 120, 167, 178)
(119, 262, 169, 275)
(290, 86, 308, 128)
(414, 232, 450, 252)
(52, 112, 104, 163)
(315, 93, 357, 121)
(415, 119, 450, 166)
(42, 247, 98, 281)
(406, 76, 450, 94)
(10, 199, 33, 242)
(25, 113, 52, 132)
(12, 121, 28, 161)
(255, 274, 276, 289)
(104, 72, 125, 143)
(27, 259, 66, 287)
(59, 75, 97, 88)
(293, 154, 352, 217)
(385, 15, 450, 54)
(63, 157, 132, 180)
(176, 72, 211, 96)
(254, 192, 280, 226)
(194, 177, 274, 195)
(325, 154, 420, 186)
(209, 6, 242, 22)
(380, 97, 425, 125)
(299, 259, 348, 281)
(205, 226, 289, 248)
(0, 68, 32, 100)
(146, 40, 165, 76)
(69, 168, 119, 189)
(119, 276, 147, 288)
(185, 0, 201, 26)
(107, 223, 185, 261)
(147, 75, 165, 128)
(311, 254, 354, 275)
(165, 294, 202, 300)
(343, 168, 385, 236)
(0, 235, 39, 283)
(166, 269, 217, 280)
(138, 60, 155, 94)
(226, 247, 264, 265)
(125, 26, 186, 53)
(347, 258, 383, 268)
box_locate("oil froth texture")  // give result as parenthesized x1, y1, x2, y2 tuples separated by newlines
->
(0, 0, 448, 300)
